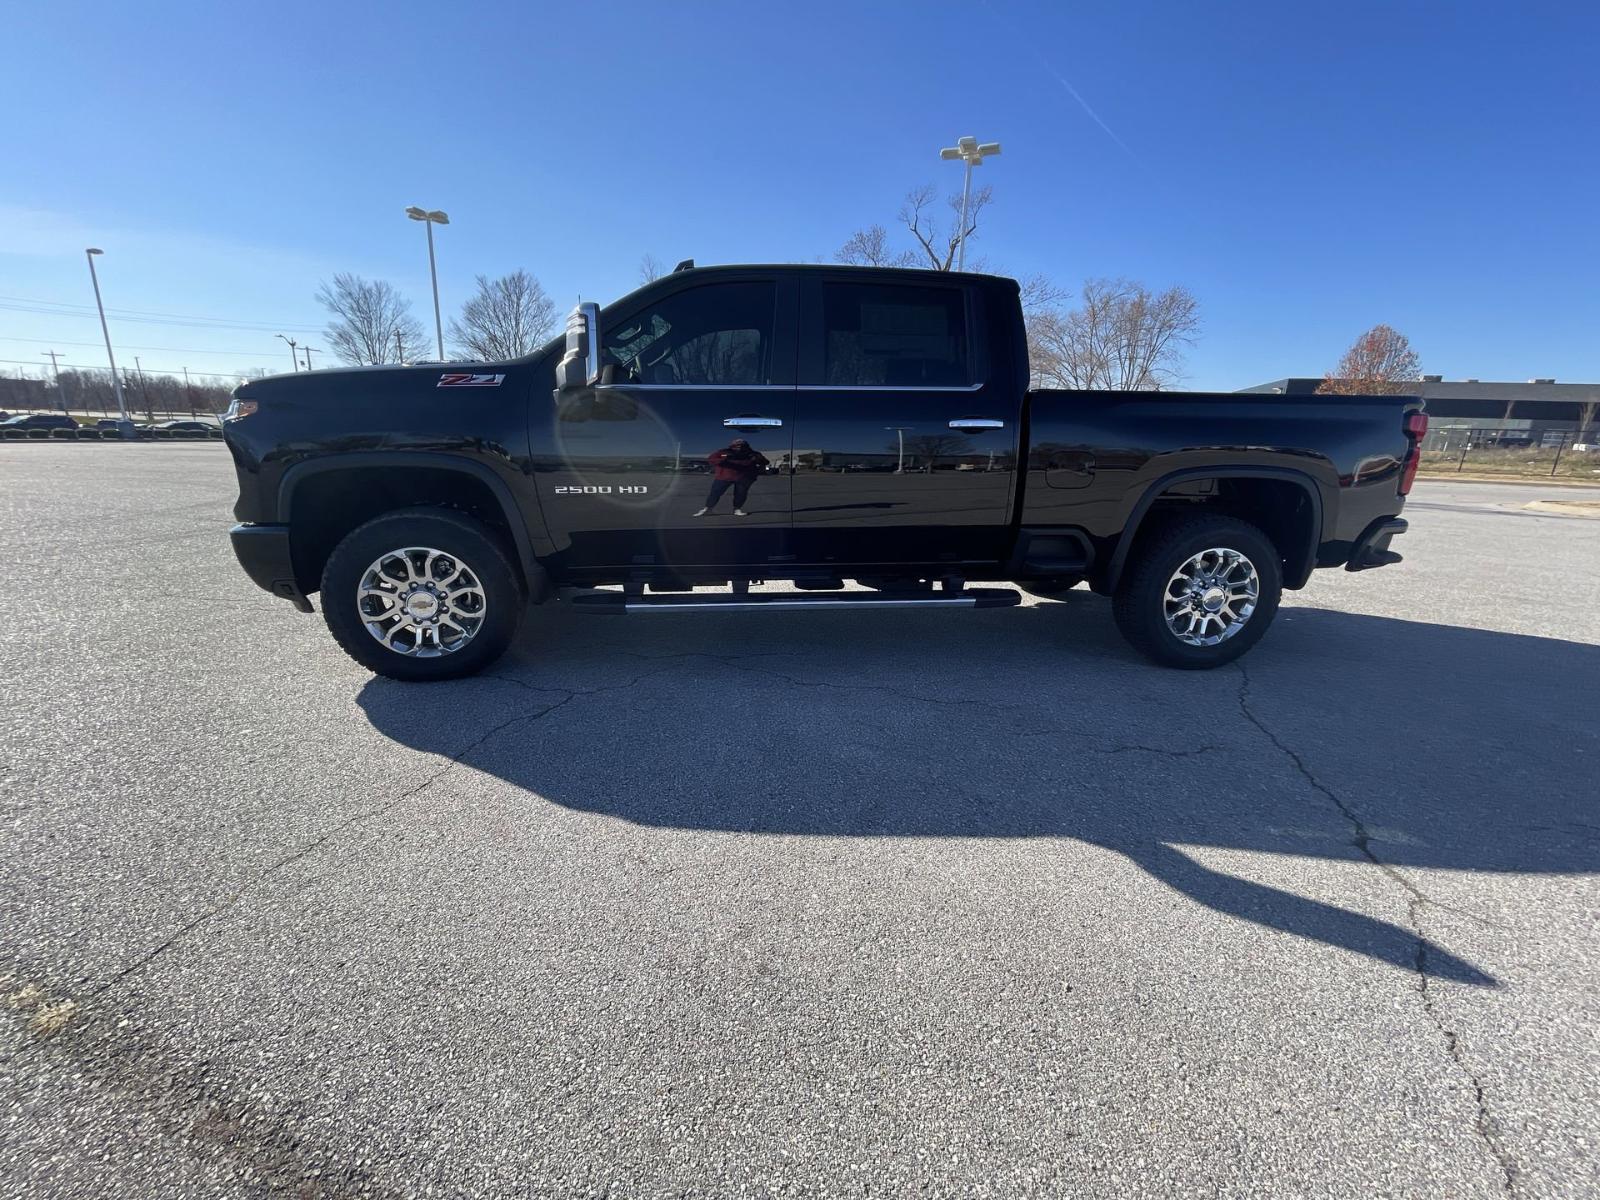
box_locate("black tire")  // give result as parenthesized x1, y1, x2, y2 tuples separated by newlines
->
(320, 508, 523, 682)
(1112, 514, 1282, 669)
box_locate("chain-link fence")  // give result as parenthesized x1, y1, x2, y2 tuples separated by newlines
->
(1420, 426, 1600, 479)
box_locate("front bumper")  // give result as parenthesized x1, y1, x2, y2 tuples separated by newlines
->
(1345, 517, 1408, 572)
(229, 523, 313, 611)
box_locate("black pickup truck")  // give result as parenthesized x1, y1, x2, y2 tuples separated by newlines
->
(223, 264, 1423, 681)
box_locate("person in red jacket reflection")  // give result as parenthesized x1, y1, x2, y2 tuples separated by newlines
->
(693, 438, 770, 517)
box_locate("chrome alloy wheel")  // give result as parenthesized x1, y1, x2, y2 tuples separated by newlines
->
(1163, 547, 1259, 646)
(356, 546, 488, 657)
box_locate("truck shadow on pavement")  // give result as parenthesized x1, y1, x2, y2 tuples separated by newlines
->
(357, 596, 1600, 989)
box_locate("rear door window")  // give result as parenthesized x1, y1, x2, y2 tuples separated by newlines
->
(818, 282, 970, 387)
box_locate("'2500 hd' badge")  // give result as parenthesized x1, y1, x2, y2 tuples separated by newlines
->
(436, 373, 506, 388)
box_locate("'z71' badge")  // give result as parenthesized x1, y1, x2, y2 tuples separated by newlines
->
(436, 373, 506, 388)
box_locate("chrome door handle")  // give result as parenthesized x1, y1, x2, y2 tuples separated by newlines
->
(725, 415, 783, 427)
(950, 418, 1004, 430)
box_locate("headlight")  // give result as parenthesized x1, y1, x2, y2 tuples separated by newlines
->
(223, 398, 257, 422)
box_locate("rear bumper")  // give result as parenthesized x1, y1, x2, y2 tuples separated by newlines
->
(1345, 517, 1407, 572)
(229, 523, 313, 611)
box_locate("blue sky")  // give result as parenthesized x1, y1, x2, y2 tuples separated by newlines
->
(3, 0, 1596, 390)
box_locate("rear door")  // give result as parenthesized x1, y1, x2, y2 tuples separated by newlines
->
(787, 275, 1019, 566)
(539, 274, 797, 569)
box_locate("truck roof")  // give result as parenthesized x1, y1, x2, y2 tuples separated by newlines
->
(662, 263, 1018, 288)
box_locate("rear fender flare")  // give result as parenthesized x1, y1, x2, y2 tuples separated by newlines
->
(1102, 466, 1325, 592)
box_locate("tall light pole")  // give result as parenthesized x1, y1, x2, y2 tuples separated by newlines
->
(84, 248, 133, 436)
(938, 136, 1001, 272)
(406, 206, 449, 360)
(275, 333, 299, 372)
(885, 426, 911, 473)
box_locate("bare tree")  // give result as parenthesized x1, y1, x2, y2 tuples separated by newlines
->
(901, 182, 993, 271)
(835, 183, 993, 272)
(835, 225, 912, 268)
(1317, 325, 1422, 395)
(1017, 273, 1067, 314)
(447, 270, 558, 361)
(902, 433, 967, 471)
(1028, 278, 1201, 391)
(639, 254, 666, 285)
(317, 274, 427, 365)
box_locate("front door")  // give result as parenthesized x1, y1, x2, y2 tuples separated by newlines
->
(787, 276, 1020, 566)
(540, 275, 797, 569)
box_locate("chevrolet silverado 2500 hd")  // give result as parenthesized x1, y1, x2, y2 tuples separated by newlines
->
(223, 264, 1423, 680)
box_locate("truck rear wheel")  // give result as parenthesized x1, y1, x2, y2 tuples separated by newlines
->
(1112, 515, 1282, 669)
(320, 508, 523, 682)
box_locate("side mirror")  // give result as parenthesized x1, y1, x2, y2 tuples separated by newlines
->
(554, 301, 601, 393)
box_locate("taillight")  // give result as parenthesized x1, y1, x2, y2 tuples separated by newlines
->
(1398, 409, 1428, 495)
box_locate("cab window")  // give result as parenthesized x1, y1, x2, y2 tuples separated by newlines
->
(602, 281, 775, 386)
(820, 282, 970, 387)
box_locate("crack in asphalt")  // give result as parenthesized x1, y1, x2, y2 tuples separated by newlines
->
(90, 691, 580, 1000)
(1234, 661, 1517, 1195)
(1014, 733, 1225, 758)
(606, 647, 1029, 713)
(606, 649, 1228, 760)
(90, 660, 702, 1000)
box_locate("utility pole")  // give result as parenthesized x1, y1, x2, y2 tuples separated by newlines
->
(275, 333, 299, 372)
(44, 351, 64, 415)
(301, 346, 319, 371)
(394, 330, 405, 363)
(133, 355, 154, 421)
(182, 366, 195, 416)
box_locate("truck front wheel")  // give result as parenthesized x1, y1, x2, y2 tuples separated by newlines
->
(320, 508, 523, 682)
(1112, 515, 1282, 669)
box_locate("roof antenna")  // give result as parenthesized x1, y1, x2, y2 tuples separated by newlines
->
(673, 259, 695, 273)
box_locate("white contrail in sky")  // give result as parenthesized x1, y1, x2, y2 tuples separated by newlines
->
(1044, 68, 1140, 163)
(978, 0, 1144, 166)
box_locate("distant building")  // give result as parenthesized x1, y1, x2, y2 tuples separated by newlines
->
(1241, 377, 1598, 443)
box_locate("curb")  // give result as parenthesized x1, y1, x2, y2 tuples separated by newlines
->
(1415, 472, 1600, 489)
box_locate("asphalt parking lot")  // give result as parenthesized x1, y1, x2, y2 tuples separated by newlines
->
(3, 444, 1597, 1198)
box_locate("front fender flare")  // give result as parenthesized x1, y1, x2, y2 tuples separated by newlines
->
(277, 451, 553, 599)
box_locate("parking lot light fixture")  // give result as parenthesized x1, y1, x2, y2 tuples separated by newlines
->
(939, 136, 1001, 271)
(406, 206, 450, 360)
(84, 248, 135, 438)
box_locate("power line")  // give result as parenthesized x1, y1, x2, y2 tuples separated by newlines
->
(0, 294, 323, 334)
(0, 303, 324, 335)
(0, 334, 278, 357)
(0, 291, 325, 328)
(0, 356, 253, 380)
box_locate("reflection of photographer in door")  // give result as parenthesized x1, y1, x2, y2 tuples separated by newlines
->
(694, 438, 770, 517)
